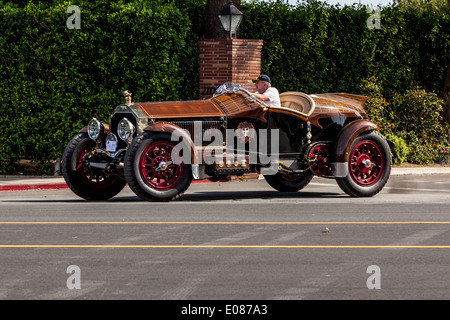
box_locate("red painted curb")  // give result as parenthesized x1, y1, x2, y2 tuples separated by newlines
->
(0, 179, 233, 192)
(0, 183, 69, 192)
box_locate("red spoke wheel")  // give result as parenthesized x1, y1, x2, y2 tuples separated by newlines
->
(139, 141, 184, 191)
(124, 132, 192, 202)
(348, 140, 384, 186)
(62, 133, 126, 200)
(308, 144, 331, 176)
(337, 132, 391, 197)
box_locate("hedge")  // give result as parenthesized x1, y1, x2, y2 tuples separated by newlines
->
(0, 0, 194, 172)
(361, 76, 449, 164)
(0, 0, 449, 172)
(239, 0, 450, 97)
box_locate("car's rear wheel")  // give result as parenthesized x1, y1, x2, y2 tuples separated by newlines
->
(124, 132, 192, 202)
(336, 131, 391, 197)
(264, 172, 313, 192)
(62, 133, 126, 200)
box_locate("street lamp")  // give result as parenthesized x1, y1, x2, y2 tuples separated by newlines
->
(217, 0, 243, 39)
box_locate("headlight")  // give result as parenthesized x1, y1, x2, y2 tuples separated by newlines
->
(88, 118, 103, 141)
(117, 118, 135, 141)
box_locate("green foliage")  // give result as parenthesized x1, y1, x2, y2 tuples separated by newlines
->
(360, 77, 394, 133)
(391, 87, 449, 163)
(436, 145, 450, 164)
(390, 86, 446, 138)
(361, 77, 449, 164)
(0, 0, 193, 172)
(384, 133, 410, 164)
(239, 0, 450, 97)
(395, 0, 449, 15)
(396, 130, 439, 164)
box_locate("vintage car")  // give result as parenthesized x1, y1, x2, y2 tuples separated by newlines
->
(62, 82, 393, 202)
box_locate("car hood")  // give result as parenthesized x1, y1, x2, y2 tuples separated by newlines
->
(135, 100, 226, 119)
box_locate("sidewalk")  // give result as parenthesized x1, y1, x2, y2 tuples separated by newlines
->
(1, 166, 450, 192)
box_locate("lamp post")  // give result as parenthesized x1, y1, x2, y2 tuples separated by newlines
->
(217, 0, 243, 39)
(199, 0, 261, 99)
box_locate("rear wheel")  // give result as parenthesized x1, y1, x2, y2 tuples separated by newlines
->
(62, 133, 126, 200)
(264, 172, 313, 192)
(124, 132, 192, 202)
(336, 131, 391, 197)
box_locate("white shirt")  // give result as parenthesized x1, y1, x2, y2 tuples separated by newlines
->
(258, 87, 281, 107)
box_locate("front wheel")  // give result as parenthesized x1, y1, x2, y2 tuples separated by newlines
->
(124, 132, 192, 202)
(62, 133, 126, 200)
(336, 131, 391, 197)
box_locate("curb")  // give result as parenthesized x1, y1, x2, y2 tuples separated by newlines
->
(1, 168, 450, 192)
(0, 177, 234, 193)
(0, 182, 69, 192)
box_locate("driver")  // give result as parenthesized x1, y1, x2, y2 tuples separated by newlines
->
(252, 74, 281, 107)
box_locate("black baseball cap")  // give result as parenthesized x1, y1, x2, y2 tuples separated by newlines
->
(252, 74, 271, 84)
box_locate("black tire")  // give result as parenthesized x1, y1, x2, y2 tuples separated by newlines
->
(124, 132, 192, 202)
(62, 133, 126, 200)
(264, 172, 313, 192)
(336, 131, 391, 197)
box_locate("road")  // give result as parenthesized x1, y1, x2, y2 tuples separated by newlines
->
(0, 173, 450, 303)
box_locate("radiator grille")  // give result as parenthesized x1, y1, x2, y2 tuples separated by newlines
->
(171, 121, 223, 144)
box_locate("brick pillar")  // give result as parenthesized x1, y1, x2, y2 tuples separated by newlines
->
(198, 39, 263, 100)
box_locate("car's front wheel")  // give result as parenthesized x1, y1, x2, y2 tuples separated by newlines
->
(336, 131, 391, 197)
(124, 132, 192, 202)
(62, 133, 126, 200)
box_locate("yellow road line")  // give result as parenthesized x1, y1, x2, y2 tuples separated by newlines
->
(0, 221, 450, 225)
(0, 244, 450, 249)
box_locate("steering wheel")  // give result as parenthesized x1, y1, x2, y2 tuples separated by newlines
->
(239, 87, 269, 107)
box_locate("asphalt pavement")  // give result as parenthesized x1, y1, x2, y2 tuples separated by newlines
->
(1, 166, 450, 192)
(1, 171, 450, 300)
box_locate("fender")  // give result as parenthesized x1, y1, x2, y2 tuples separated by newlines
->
(143, 121, 199, 165)
(331, 119, 378, 177)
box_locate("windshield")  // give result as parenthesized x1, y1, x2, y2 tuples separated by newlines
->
(214, 82, 255, 96)
(213, 82, 269, 107)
